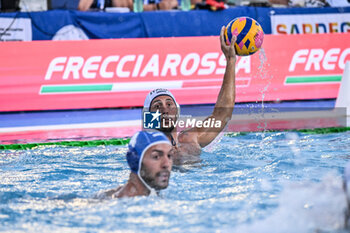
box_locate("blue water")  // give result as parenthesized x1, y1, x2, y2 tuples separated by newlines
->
(1, 131, 350, 232)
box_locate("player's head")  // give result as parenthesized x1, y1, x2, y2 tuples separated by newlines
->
(143, 89, 180, 132)
(126, 131, 173, 192)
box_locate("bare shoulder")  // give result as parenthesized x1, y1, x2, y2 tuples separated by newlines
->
(98, 186, 124, 199)
(176, 129, 202, 159)
(178, 128, 199, 143)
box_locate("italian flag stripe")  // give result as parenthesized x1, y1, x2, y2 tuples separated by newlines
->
(41, 84, 113, 93)
(285, 75, 342, 84)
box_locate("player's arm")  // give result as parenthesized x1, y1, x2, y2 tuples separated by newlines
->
(193, 26, 237, 147)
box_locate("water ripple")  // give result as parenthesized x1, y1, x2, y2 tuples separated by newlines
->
(1, 132, 350, 232)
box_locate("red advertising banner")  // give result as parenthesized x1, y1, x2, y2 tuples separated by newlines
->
(0, 33, 349, 112)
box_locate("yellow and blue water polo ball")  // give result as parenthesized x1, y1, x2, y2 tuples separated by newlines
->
(224, 17, 264, 56)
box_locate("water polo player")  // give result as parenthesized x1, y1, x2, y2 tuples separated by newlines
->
(103, 131, 173, 198)
(143, 27, 237, 164)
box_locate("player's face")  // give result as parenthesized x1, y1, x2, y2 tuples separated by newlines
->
(140, 143, 173, 190)
(150, 95, 178, 130)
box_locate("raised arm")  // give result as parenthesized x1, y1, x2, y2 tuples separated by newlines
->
(194, 26, 237, 147)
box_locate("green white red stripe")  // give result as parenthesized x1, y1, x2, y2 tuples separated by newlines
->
(285, 74, 342, 85)
(40, 78, 251, 94)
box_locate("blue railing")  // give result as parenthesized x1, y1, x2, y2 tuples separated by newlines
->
(0, 6, 349, 40)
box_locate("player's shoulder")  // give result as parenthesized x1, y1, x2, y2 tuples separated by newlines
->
(178, 128, 199, 143)
(96, 186, 124, 199)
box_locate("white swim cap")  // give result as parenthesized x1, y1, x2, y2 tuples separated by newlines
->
(143, 88, 180, 114)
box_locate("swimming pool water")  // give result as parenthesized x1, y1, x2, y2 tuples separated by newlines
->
(1, 131, 350, 233)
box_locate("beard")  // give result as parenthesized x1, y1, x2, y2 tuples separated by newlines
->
(160, 115, 177, 133)
(140, 165, 170, 190)
(160, 125, 174, 133)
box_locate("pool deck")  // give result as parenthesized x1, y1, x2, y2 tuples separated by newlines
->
(0, 99, 347, 144)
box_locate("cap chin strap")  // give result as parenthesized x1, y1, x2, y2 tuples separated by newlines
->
(137, 172, 157, 196)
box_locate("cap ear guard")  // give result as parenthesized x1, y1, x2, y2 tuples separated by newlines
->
(174, 102, 181, 118)
(126, 147, 139, 174)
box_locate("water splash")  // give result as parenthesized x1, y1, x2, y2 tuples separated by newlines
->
(258, 47, 268, 70)
(285, 132, 305, 166)
(254, 48, 274, 146)
(233, 173, 348, 233)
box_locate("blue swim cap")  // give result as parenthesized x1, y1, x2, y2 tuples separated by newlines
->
(126, 131, 171, 174)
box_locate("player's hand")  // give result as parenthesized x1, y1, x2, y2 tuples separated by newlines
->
(220, 26, 236, 63)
